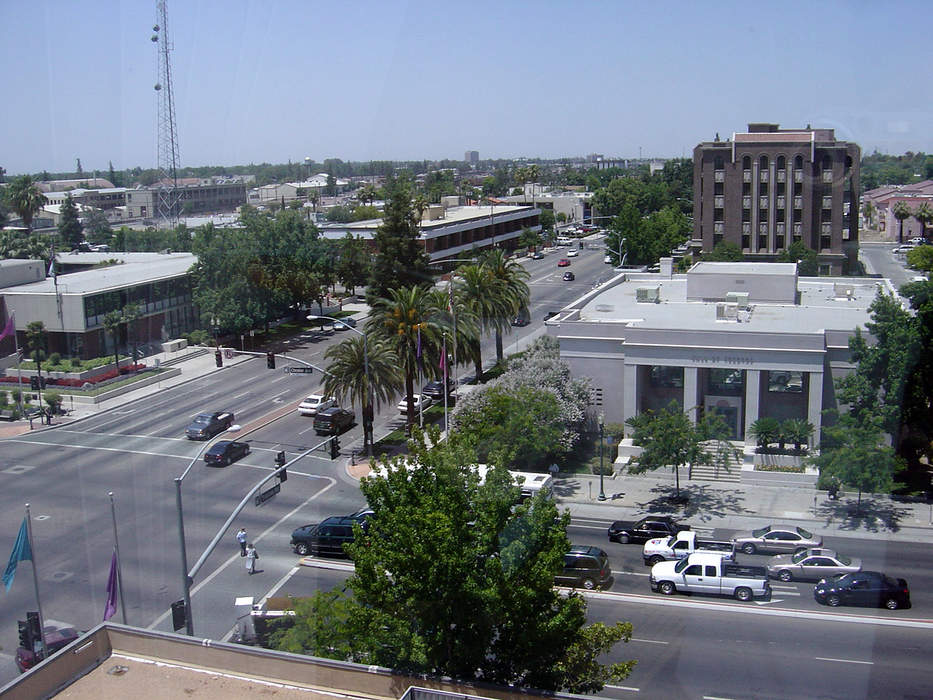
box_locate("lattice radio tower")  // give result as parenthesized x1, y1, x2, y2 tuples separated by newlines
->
(152, 1, 181, 228)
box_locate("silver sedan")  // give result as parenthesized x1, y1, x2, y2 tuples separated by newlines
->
(767, 548, 862, 582)
(732, 525, 822, 555)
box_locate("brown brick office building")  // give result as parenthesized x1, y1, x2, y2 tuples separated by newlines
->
(693, 123, 860, 274)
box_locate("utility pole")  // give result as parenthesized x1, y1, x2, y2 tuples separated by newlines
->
(152, 1, 181, 229)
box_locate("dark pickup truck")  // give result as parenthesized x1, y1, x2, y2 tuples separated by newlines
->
(608, 516, 690, 545)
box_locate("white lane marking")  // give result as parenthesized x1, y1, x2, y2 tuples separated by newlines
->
(814, 657, 874, 665)
(703, 696, 737, 700)
(148, 476, 337, 631)
(5, 438, 199, 460)
(53, 429, 187, 442)
(297, 424, 318, 436)
(605, 685, 640, 693)
(231, 391, 250, 400)
(630, 638, 668, 645)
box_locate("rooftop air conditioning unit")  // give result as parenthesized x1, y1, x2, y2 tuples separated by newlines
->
(725, 291, 750, 309)
(716, 302, 739, 321)
(636, 286, 660, 303)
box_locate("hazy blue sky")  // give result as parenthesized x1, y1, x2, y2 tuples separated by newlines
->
(2, 1, 930, 175)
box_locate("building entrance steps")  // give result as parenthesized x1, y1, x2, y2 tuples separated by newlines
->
(688, 461, 741, 483)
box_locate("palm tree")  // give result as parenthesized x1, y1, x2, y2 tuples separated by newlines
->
(26, 321, 47, 405)
(914, 202, 933, 242)
(322, 334, 402, 455)
(480, 248, 530, 363)
(4, 175, 48, 231)
(103, 310, 124, 371)
(366, 286, 446, 433)
(892, 201, 912, 244)
(861, 200, 876, 229)
(452, 263, 499, 380)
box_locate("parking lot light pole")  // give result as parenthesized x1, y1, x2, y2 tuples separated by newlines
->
(307, 315, 372, 458)
(175, 424, 240, 636)
(598, 412, 606, 501)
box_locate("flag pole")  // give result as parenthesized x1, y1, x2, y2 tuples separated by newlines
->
(12, 313, 24, 414)
(108, 492, 128, 624)
(23, 504, 48, 661)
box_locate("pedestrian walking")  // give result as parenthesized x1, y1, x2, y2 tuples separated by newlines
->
(245, 543, 259, 574)
(236, 528, 248, 556)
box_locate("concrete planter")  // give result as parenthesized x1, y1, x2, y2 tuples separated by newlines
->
(754, 452, 805, 468)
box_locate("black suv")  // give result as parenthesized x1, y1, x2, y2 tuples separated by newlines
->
(422, 378, 455, 401)
(555, 545, 612, 590)
(608, 516, 690, 544)
(313, 407, 355, 435)
(185, 411, 234, 440)
(290, 508, 373, 557)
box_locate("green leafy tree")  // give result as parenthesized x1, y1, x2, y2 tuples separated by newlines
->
(777, 241, 819, 276)
(356, 182, 377, 206)
(862, 200, 876, 229)
(322, 335, 402, 454)
(84, 209, 113, 245)
(58, 194, 84, 249)
(625, 400, 738, 499)
(905, 245, 933, 272)
(518, 226, 541, 252)
(272, 435, 636, 691)
(335, 233, 370, 295)
(892, 201, 912, 244)
(808, 412, 903, 512)
(705, 240, 744, 262)
(0, 229, 50, 263)
(4, 175, 48, 230)
(781, 418, 814, 451)
(367, 174, 432, 302)
(538, 208, 555, 233)
(914, 202, 933, 241)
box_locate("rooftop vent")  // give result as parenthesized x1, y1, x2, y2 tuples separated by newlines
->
(725, 291, 750, 309)
(595, 304, 615, 313)
(833, 283, 855, 299)
(636, 286, 660, 303)
(716, 302, 739, 321)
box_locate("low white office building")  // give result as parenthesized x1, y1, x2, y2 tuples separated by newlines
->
(546, 261, 879, 448)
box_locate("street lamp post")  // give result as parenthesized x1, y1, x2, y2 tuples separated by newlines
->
(175, 424, 240, 635)
(598, 413, 606, 501)
(308, 315, 372, 458)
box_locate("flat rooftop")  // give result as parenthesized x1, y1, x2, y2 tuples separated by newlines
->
(319, 205, 535, 238)
(3, 253, 196, 296)
(576, 272, 879, 334)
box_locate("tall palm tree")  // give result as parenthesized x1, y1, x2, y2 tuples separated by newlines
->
(322, 334, 402, 454)
(452, 264, 500, 381)
(4, 175, 48, 231)
(914, 202, 933, 242)
(367, 286, 446, 433)
(480, 248, 530, 363)
(892, 201, 912, 244)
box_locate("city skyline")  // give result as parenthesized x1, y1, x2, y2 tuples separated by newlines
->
(1, 1, 931, 175)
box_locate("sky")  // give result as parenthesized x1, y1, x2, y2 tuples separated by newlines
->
(1, 1, 932, 176)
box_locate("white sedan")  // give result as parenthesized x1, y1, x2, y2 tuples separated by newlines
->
(397, 394, 433, 414)
(566, 249, 579, 257)
(297, 394, 337, 416)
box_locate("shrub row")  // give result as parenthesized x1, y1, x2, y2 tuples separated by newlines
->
(755, 464, 805, 473)
(0, 363, 147, 387)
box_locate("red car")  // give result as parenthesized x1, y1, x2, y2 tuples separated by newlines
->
(15, 625, 80, 673)
(557, 258, 570, 267)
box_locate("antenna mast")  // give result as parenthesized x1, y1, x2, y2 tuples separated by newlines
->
(152, 1, 181, 228)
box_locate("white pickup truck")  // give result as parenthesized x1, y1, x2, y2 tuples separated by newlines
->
(642, 530, 735, 566)
(650, 552, 771, 602)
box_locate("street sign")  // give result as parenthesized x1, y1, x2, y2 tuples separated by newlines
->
(284, 366, 314, 374)
(254, 482, 281, 506)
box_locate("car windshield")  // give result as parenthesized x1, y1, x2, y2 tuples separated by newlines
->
(192, 415, 210, 424)
(795, 527, 814, 539)
(752, 526, 771, 538)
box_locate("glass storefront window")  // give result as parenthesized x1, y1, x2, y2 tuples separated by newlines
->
(768, 370, 804, 393)
(649, 366, 684, 388)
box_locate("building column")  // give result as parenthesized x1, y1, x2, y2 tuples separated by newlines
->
(683, 367, 699, 423)
(744, 369, 761, 445)
(622, 363, 640, 434)
(807, 370, 824, 449)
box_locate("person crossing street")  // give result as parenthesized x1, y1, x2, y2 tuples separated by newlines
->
(236, 528, 248, 556)
(245, 543, 259, 574)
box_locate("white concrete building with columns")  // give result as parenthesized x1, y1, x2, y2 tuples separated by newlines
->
(545, 261, 879, 453)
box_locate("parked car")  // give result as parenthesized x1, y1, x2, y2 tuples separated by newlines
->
(530, 251, 544, 260)
(290, 509, 373, 557)
(335, 317, 357, 329)
(766, 548, 861, 582)
(643, 530, 734, 566)
(814, 571, 910, 610)
(312, 407, 355, 435)
(511, 309, 531, 326)
(604, 254, 613, 264)
(567, 249, 579, 257)
(608, 516, 690, 545)
(203, 440, 250, 467)
(185, 411, 235, 440)
(557, 258, 570, 267)
(562, 271, 575, 281)
(397, 394, 433, 414)
(555, 545, 612, 590)
(297, 394, 337, 416)
(422, 379, 454, 401)
(732, 525, 822, 555)
(15, 624, 80, 673)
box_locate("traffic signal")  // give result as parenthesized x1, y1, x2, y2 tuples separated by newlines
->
(329, 436, 340, 460)
(266, 351, 276, 370)
(18, 620, 33, 650)
(171, 599, 187, 632)
(30, 376, 39, 391)
(274, 450, 287, 481)
(214, 350, 223, 368)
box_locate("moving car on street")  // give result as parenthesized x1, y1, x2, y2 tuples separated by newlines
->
(650, 552, 771, 602)
(312, 407, 355, 435)
(566, 249, 579, 257)
(203, 440, 250, 467)
(562, 271, 575, 281)
(608, 516, 691, 545)
(185, 411, 235, 440)
(766, 548, 861, 582)
(557, 258, 570, 267)
(814, 571, 910, 610)
(290, 508, 373, 557)
(398, 394, 433, 414)
(732, 524, 822, 555)
(297, 394, 337, 416)
(422, 379, 455, 401)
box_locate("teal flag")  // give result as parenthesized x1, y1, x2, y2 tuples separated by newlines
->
(3, 517, 32, 592)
